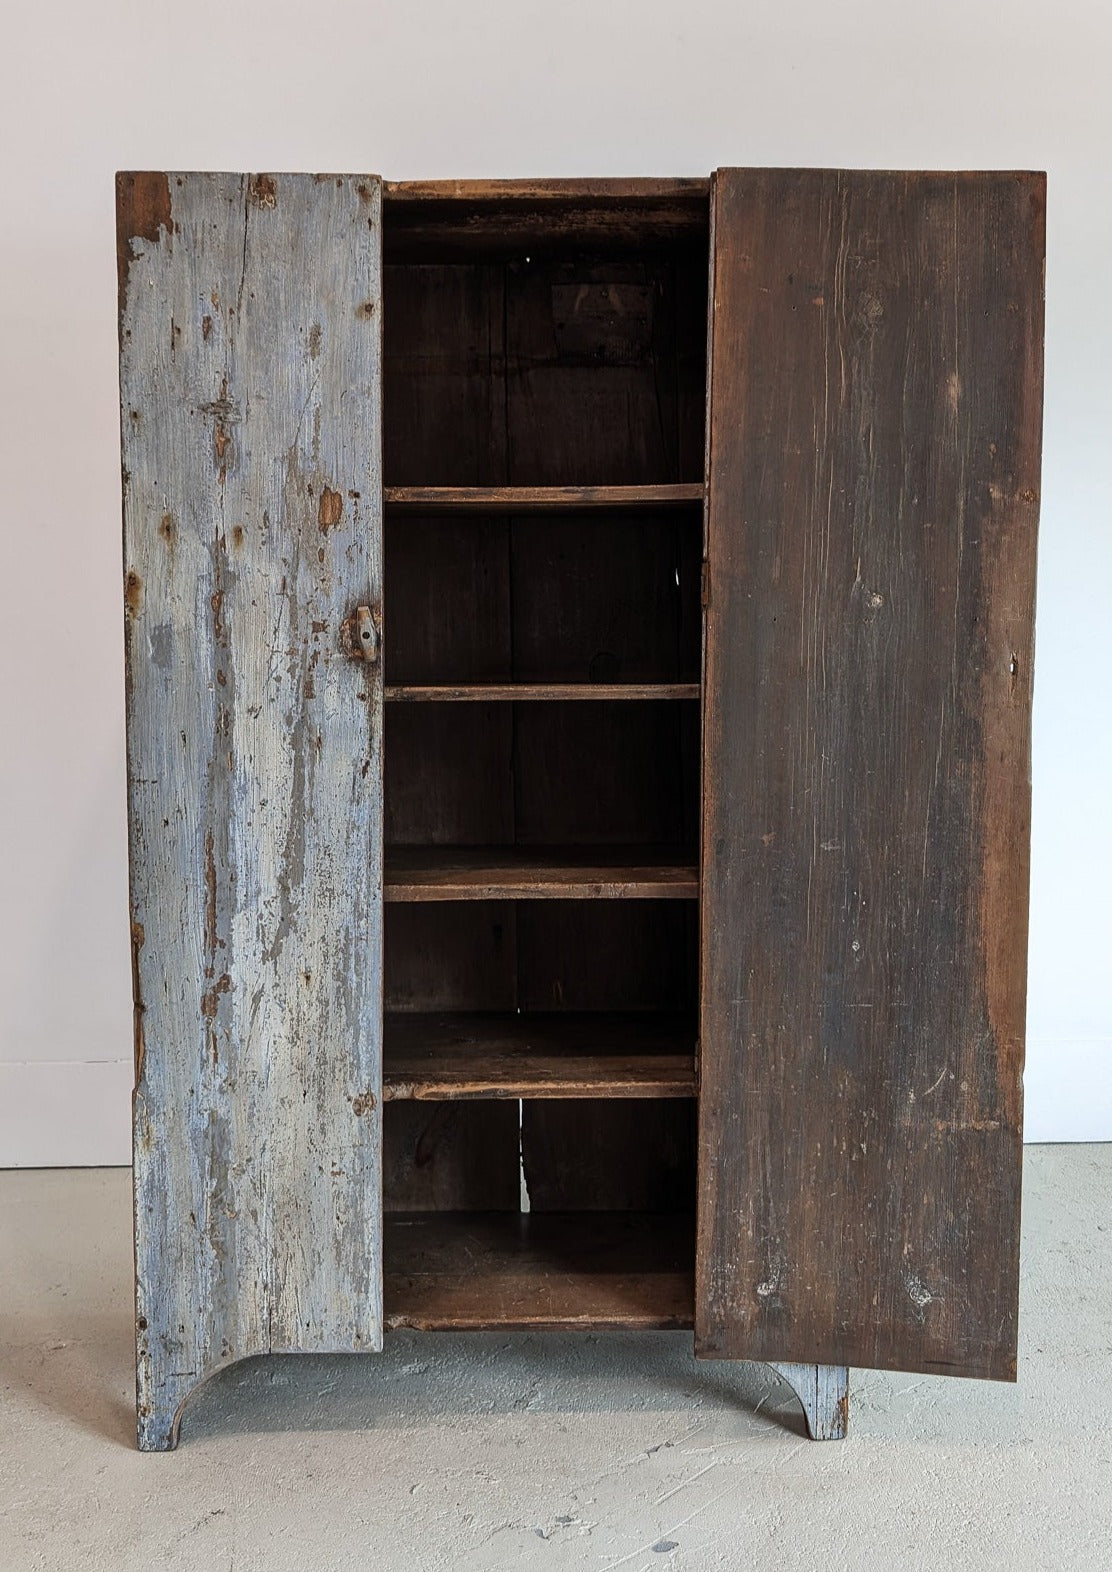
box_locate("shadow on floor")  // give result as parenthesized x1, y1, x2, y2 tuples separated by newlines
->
(176, 1331, 808, 1447)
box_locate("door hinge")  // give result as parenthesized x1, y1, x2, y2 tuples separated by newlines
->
(700, 560, 710, 609)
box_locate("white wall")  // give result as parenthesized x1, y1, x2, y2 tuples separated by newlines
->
(0, 0, 1107, 1165)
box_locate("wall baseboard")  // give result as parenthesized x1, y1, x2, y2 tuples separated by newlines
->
(0, 1041, 1106, 1167)
(0, 1059, 132, 1167)
(1024, 1038, 1112, 1143)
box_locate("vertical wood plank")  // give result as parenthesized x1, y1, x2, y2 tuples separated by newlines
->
(119, 171, 385, 1449)
(697, 169, 1044, 1380)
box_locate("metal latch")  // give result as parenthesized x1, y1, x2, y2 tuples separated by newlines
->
(342, 605, 380, 664)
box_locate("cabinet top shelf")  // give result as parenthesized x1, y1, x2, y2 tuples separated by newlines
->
(384, 485, 704, 513)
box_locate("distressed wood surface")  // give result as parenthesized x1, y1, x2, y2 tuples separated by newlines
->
(119, 171, 385, 1450)
(696, 170, 1044, 1379)
(382, 1011, 696, 1100)
(383, 1102, 520, 1212)
(384, 485, 703, 511)
(381, 180, 709, 260)
(384, 845, 699, 901)
(384, 684, 699, 702)
(769, 1365, 850, 1441)
(383, 1212, 696, 1330)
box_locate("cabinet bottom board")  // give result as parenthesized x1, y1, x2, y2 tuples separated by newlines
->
(383, 1210, 695, 1331)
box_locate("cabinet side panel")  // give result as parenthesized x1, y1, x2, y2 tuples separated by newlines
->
(119, 171, 385, 1441)
(697, 169, 1044, 1379)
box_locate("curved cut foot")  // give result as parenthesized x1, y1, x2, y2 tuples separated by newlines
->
(137, 1379, 189, 1452)
(137, 1352, 243, 1451)
(769, 1363, 849, 1440)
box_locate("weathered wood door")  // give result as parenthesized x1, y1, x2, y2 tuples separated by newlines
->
(697, 169, 1044, 1379)
(118, 172, 385, 1449)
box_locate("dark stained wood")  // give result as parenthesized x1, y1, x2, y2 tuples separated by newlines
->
(384, 704, 513, 846)
(384, 904, 518, 1013)
(697, 169, 1045, 1381)
(385, 484, 703, 511)
(383, 1211, 695, 1330)
(384, 845, 699, 901)
(378, 186, 708, 1341)
(382, 179, 709, 262)
(383, 515, 510, 684)
(509, 513, 701, 684)
(505, 259, 690, 486)
(511, 704, 697, 847)
(382, 263, 506, 485)
(522, 1101, 697, 1213)
(382, 1103, 520, 1212)
(516, 904, 698, 1014)
(385, 178, 710, 201)
(386, 684, 699, 702)
(383, 1011, 697, 1099)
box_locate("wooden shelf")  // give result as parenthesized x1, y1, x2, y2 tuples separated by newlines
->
(383, 1012, 697, 1100)
(385, 683, 699, 703)
(383, 1211, 695, 1331)
(384, 485, 703, 513)
(384, 846, 699, 902)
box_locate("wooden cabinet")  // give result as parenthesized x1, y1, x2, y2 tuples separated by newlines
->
(117, 170, 1044, 1450)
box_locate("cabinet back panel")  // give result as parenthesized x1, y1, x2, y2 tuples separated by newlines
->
(521, 1100, 696, 1213)
(515, 903, 697, 1015)
(384, 704, 513, 846)
(385, 701, 696, 849)
(383, 263, 506, 486)
(504, 260, 681, 485)
(385, 515, 511, 685)
(385, 903, 518, 1013)
(511, 701, 697, 847)
(509, 513, 700, 684)
(383, 1101, 520, 1212)
(383, 248, 706, 487)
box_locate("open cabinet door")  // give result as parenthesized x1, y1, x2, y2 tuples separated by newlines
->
(697, 169, 1044, 1379)
(118, 172, 385, 1448)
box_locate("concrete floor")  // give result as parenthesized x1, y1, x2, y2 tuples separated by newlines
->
(1, 1148, 1109, 1571)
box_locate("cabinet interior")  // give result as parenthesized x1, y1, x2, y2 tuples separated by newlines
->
(380, 183, 709, 1330)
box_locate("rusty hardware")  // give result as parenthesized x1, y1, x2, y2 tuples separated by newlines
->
(342, 605, 381, 663)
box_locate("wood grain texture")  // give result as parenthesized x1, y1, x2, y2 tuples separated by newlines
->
(119, 171, 385, 1449)
(384, 845, 699, 901)
(384, 903, 518, 1013)
(383, 1211, 695, 1330)
(382, 1011, 696, 1099)
(521, 1100, 697, 1213)
(769, 1365, 850, 1441)
(696, 170, 1044, 1380)
(385, 684, 699, 702)
(384, 485, 703, 511)
(381, 181, 709, 261)
(384, 178, 710, 201)
(382, 1102, 519, 1212)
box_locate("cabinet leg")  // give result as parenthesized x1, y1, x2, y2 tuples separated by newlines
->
(137, 1368, 191, 1452)
(136, 1337, 232, 1451)
(137, 1351, 219, 1452)
(768, 1364, 849, 1440)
